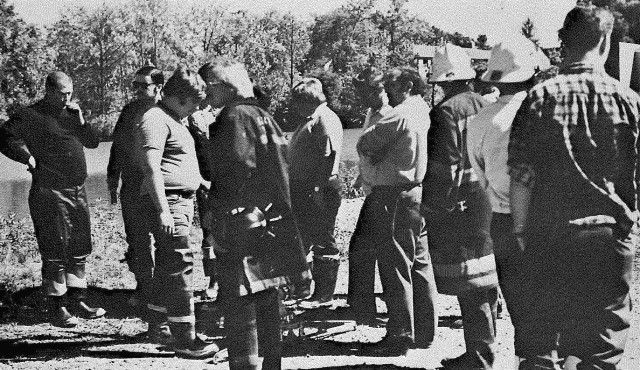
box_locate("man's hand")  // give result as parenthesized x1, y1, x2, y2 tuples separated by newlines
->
(66, 101, 85, 126)
(159, 211, 175, 235)
(107, 176, 119, 204)
(27, 156, 36, 172)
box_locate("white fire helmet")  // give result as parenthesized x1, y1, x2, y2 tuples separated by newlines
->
(482, 35, 549, 83)
(429, 43, 476, 83)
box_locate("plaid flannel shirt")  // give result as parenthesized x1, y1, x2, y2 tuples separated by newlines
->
(508, 62, 640, 219)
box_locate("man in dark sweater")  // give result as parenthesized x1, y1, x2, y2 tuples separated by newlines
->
(107, 66, 164, 312)
(0, 71, 105, 327)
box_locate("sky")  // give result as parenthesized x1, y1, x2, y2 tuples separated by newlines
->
(9, 0, 578, 47)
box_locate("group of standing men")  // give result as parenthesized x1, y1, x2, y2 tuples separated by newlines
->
(0, 3, 638, 370)
(344, 4, 638, 370)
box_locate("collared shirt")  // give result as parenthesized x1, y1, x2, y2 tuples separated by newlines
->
(288, 102, 343, 184)
(357, 95, 431, 186)
(137, 103, 202, 194)
(468, 92, 527, 214)
(0, 100, 100, 188)
(508, 62, 640, 224)
(359, 104, 392, 193)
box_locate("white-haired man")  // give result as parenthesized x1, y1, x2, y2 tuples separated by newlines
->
(199, 58, 311, 370)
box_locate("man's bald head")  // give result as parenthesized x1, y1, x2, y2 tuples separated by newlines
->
(45, 71, 72, 91)
(44, 71, 74, 110)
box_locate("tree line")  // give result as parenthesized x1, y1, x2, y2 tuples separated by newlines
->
(3, 0, 640, 137)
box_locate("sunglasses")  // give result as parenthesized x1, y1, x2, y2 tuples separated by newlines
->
(132, 81, 154, 89)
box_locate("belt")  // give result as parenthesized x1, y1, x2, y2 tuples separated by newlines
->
(165, 189, 195, 198)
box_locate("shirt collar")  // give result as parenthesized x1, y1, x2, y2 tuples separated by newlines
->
(158, 101, 183, 123)
(308, 102, 328, 120)
(559, 62, 607, 75)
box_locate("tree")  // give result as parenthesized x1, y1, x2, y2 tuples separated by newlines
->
(476, 34, 490, 50)
(521, 17, 540, 47)
(0, 0, 55, 118)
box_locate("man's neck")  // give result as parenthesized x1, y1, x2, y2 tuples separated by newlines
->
(562, 47, 606, 68)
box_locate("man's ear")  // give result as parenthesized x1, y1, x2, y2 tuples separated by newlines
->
(404, 80, 414, 95)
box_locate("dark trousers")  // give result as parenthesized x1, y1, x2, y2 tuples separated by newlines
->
(29, 183, 92, 297)
(491, 212, 527, 356)
(458, 287, 499, 368)
(290, 178, 342, 255)
(347, 195, 377, 314)
(143, 194, 196, 324)
(367, 185, 438, 346)
(120, 181, 154, 295)
(518, 225, 634, 370)
(225, 288, 282, 370)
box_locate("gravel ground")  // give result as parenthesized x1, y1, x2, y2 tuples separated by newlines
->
(0, 198, 639, 370)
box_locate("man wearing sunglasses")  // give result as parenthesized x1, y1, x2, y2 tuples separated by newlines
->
(107, 66, 164, 315)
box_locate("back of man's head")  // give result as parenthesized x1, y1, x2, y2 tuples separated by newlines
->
(162, 66, 206, 102)
(558, 5, 614, 53)
(45, 71, 72, 91)
(199, 58, 254, 99)
(292, 78, 327, 107)
(392, 67, 427, 97)
(135, 66, 165, 86)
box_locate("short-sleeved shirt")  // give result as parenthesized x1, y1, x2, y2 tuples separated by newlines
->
(288, 103, 343, 184)
(137, 103, 202, 194)
(508, 62, 640, 228)
(468, 92, 527, 214)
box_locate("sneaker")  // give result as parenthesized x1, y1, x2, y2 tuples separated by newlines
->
(50, 306, 80, 328)
(441, 353, 493, 370)
(361, 335, 413, 357)
(172, 338, 220, 359)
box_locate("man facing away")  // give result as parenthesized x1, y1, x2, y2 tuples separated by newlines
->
(288, 78, 343, 307)
(0, 71, 106, 327)
(466, 34, 546, 369)
(137, 66, 218, 358)
(356, 66, 438, 356)
(107, 66, 164, 312)
(508, 5, 640, 369)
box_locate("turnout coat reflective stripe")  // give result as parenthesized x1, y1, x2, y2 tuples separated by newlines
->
(207, 99, 311, 298)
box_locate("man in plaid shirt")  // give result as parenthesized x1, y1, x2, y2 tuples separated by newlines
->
(508, 5, 640, 369)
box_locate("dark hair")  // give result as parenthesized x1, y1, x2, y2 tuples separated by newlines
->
(135, 66, 164, 86)
(162, 66, 206, 102)
(390, 67, 427, 96)
(558, 6, 613, 51)
(353, 66, 384, 94)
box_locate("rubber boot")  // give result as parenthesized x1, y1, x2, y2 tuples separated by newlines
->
(47, 295, 79, 328)
(170, 322, 219, 359)
(68, 287, 106, 319)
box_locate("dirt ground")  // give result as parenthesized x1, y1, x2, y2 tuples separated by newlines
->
(1, 198, 639, 370)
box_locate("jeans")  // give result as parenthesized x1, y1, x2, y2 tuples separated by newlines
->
(29, 183, 92, 297)
(518, 225, 635, 370)
(491, 212, 527, 356)
(346, 195, 377, 315)
(120, 180, 154, 294)
(367, 184, 438, 346)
